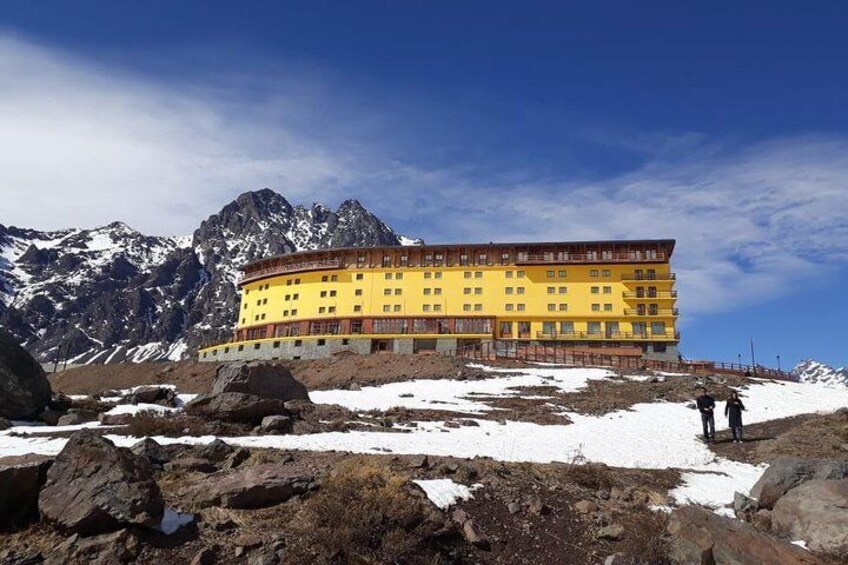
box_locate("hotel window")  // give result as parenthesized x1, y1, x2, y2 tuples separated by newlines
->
(322, 275, 328, 282)
(356, 273, 364, 280)
(651, 321, 666, 335)
(604, 304, 613, 311)
(393, 305, 401, 312)
(433, 304, 442, 312)
(464, 271, 472, 278)
(501, 252, 510, 262)
(517, 270, 525, 278)
(463, 288, 471, 295)
(500, 321, 513, 335)
(385, 273, 392, 280)
(256, 300, 261, 306)
(284, 294, 290, 301)
(463, 304, 471, 311)
(505, 287, 514, 295)
(516, 287, 525, 294)
(560, 321, 574, 334)
(649, 304, 659, 315)
(321, 291, 328, 297)
(424, 288, 432, 295)
(355, 289, 363, 296)
(505, 271, 513, 278)
(244, 303, 249, 309)
(396, 273, 403, 280)
(245, 289, 250, 294)
(547, 270, 555, 278)
(383, 305, 391, 312)
(291, 309, 297, 316)
(548, 304, 556, 311)
(383, 289, 391, 296)
(285, 280, 291, 286)
(592, 303, 601, 311)
(602, 269, 611, 277)
(590, 269, 599, 277)
(559, 286, 567, 294)
(331, 275, 338, 282)
(602, 250, 613, 260)
(558, 270, 567, 277)
(328, 306, 336, 314)
(434, 272, 442, 279)
(293, 294, 299, 300)
(261, 313, 266, 320)
(460, 254, 469, 266)
(354, 305, 362, 312)
(424, 272, 432, 279)
(319, 307, 326, 314)
(559, 303, 568, 311)
(474, 271, 483, 278)
(423, 304, 431, 312)
(424, 253, 433, 264)
(283, 310, 289, 317)
(588, 322, 601, 334)
(394, 289, 402, 295)
(474, 287, 482, 295)
(400, 255, 408, 266)
(517, 303, 526, 311)
(382, 255, 391, 267)
(505, 304, 514, 311)
(479, 253, 487, 264)
(647, 269, 657, 280)
(591, 286, 599, 294)
(547, 286, 555, 294)
(357, 255, 366, 266)
(603, 286, 612, 294)
(474, 304, 483, 311)
(263, 298, 268, 305)
(434, 288, 442, 295)
(330, 290, 337, 297)
(295, 278, 300, 284)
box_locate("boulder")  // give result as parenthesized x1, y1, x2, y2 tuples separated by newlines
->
(130, 438, 170, 466)
(164, 457, 217, 474)
(771, 479, 848, 556)
(49, 528, 140, 564)
(186, 392, 288, 423)
(57, 409, 99, 426)
(38, 430, 164, 535)
(0, 330, 52, 420)
(194, 438, 235, 462)
(0, 455, 53, 530)
(749, 457, 848, 509)
(98, 411, 135, 425)
(213, 362, 310, 401)
(221, 448, 251, 471)
(260, 415, 293, 434)
(596, 524, 625, 541)
(666, 505, 825, 565)
(126, 385, 177, 407)
(0, 417, 10, 430)
(185, 463, 316, 509)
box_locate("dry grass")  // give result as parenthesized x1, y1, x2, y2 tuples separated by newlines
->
(124, 413, 252, 437)
(617, 510, 672, 564)
(288, 458, 461, 564)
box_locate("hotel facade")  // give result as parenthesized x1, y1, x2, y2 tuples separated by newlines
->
(199, 240, 680, 362)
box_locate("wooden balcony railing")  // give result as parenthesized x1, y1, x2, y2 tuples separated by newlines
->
(516, 252, 667, 265)
(622, 291, 678, 299)
(621, 272, 676, 281)
(239, 258, 345, 283)
(624, 308, 679, 317)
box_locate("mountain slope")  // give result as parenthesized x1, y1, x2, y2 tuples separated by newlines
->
(0, 189, 419, 364)
(793, 359, 848, 388)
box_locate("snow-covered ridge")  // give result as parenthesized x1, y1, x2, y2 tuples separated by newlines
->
(793, 359, 848, 388)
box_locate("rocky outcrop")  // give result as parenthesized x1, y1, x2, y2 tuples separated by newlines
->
(666, 506, 824, 565)
(0, 455, 53, 530)
(186, 392, 288, 423)
(749, 457, 848, 509)
(0, 330, 52, 420)
(212, 362, 310, 401)
(185, 463, 316, 509)
(772, 479, 848, 556)
(39, 431, 164, 535)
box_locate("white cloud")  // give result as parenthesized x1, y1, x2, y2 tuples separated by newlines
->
(0, 34, 846, 318)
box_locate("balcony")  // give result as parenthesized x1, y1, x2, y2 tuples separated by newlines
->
(516, 252, 667, 265)
(535, 330, 680, 341)
(239, 258, 345, 283)
(622, 290, 677, 299)
(621, 272, 676, 281)
(624, 308, 679, 317)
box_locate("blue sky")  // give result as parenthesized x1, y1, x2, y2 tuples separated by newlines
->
(1, 2, 846, 367)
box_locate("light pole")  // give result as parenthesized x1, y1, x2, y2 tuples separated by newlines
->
(737, 353, 742, 368)
(777, 355, 781, 372)
(750, 337, 757, 377)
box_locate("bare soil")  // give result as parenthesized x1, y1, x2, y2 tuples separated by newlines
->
(49, 355, 518, 396)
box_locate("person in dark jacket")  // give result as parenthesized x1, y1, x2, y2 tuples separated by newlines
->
(696, 387, 716, 442)
(725, 391, 746, 443)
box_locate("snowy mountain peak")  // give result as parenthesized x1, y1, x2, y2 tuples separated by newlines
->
(0, 189, 421, 364)
(793, 359, 848, 388)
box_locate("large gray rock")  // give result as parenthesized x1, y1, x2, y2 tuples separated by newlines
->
(186, 392, 288, 423)
(0, 330, 52, 420)
(772, 479, 848, 556)
(185, 463, 316, 509)
(667, 505, 825, 565)
(0, 455, 53, 530)
(39, 431, 164, 535)
(749, 457, 848, 509)
(212, 362, 310, 402)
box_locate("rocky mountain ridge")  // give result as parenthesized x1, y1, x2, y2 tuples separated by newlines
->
(0, 189, 420, 364)
(792, 359, 848, 388)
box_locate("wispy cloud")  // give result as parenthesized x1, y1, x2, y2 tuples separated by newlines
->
(1, 34, 847, 319)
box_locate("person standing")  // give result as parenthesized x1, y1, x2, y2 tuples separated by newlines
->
(696, 387, 716, 442)
(725, 391, 746, 443)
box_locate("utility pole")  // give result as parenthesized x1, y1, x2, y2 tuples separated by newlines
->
(737, 353, 742, 368)
(750, 337, 757, 377)
(777, 355, 781, 373)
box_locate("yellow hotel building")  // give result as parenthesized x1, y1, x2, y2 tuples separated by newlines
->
(199, 240, 680, 362)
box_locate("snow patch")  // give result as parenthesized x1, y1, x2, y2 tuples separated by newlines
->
(412, 479, 483, 510)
